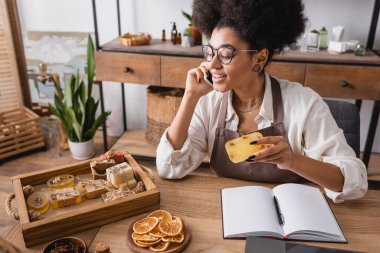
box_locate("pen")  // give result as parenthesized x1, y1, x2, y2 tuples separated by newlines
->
(273, 196, 284, 226)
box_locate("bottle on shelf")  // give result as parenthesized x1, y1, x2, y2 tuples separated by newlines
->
(162, 29, 166, 41)
(170, 22, 178, 45)
(318, 27, 328, 50)
(176, 33, 182, 45)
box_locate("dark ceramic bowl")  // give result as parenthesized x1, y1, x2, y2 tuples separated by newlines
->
(42, 237, 87, 253)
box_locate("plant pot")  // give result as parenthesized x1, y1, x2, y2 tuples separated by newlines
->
(68, 138, 95, 160)
(191, 26, 202, 46)
(181, 36, 193, 47)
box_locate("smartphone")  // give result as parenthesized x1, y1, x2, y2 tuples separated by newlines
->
(204, 71, 213, 87)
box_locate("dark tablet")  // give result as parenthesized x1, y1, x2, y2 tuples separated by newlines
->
(245, 237, 363, 253)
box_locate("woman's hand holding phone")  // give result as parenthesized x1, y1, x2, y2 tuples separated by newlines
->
(185, 62, 213, 99)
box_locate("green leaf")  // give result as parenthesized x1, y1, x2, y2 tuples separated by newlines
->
(83, 111, 110, 140)
(67, 107, 82, 142)
(73, 70, 80, 92)
(48, 103, 59, 118)
(181, 10, 192, 24)
(71, 73, 80, 113)
(83, 97, 96, 132)
(54, 94, 65, 116)
(52, 78, 64, 99)
(64, 76, 73, 108)
(48, 103, 71, 135)
(79, 80, 86, 105)
(87, 35, 95, 98)
(68, 131, 79, 142)
(73, 80, 86, 128)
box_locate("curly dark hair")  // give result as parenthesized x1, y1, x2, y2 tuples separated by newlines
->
(193, 0, 307, 60)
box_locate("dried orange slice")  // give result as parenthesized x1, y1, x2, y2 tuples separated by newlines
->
(135, 239, 161, 246)
(158, 219, 183, 236)
(133, 217, 159, 234)
(161, 233, 185, 243)
(133, 239, 151, 248)
(149, 241, 170, 252)
(162, 232, 184, 243)
(148, 210, 172, 222)
(172, 215, 182, 224)
(132, 232, 159, 241)
(149, 228, 167, 238)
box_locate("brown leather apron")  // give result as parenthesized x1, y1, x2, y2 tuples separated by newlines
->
(210, 76, 301, 183)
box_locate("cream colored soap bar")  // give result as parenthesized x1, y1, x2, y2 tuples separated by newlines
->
(225, 132, 267, 163)
(106, 162, 134, 187)
(127, 178, 137, 190)
(118, 178, 137, 191)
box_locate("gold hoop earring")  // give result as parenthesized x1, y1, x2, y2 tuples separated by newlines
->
(252, 64, 262, 73)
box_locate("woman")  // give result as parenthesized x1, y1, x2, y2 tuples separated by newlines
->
(156, 0, 367, 203)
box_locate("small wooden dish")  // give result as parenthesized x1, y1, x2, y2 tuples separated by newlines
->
(42, 237, 87, 253)
(120, 33, 151, 47)
(126, 215, 191, 253)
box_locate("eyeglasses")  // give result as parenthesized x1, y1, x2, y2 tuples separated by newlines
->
(201, 45, 258, 65)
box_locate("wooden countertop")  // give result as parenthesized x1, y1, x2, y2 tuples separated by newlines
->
(5, 166, 380, 253)
(101, 38, 380, 66)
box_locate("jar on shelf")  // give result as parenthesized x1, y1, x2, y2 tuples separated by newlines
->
(318, 27, 328, 50)
(354, 44, 366, 56)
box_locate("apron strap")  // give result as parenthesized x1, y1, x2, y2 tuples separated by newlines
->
(217, 92, 230, 128)
(270, 76, 284, 124)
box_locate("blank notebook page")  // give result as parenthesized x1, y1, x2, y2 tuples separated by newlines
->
(222, 186, 283, 237)
(273, 184, 342, 238)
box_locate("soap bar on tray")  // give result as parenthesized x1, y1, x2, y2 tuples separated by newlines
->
(106, 162, 135, 187)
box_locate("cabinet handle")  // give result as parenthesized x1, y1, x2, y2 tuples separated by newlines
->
(340, 80, 349, 88)
(123, 67, 133, 73)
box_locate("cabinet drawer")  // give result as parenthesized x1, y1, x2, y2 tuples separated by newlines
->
(266, 62, 306, 84)
(161, 56, 203, 88)
(95, 51, 160, 85)
(305, 64, 380, 100)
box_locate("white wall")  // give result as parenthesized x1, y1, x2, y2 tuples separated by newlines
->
(17, 0, 380, 152)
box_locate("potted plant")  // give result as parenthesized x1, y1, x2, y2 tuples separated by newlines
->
(49, 35, 111, 160)
(182, 10, 202, 45)
(181, 27, 193, 47)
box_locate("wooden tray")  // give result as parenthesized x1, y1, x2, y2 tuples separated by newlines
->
(11, 152, 160, 247)
(126, 215, 191, 253)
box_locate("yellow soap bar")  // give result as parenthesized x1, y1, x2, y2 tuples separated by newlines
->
(47, 174, 75, 189)
(225, 132, 267, 163)
(27, 192, 50, 214)
(50, 188, 82, 208)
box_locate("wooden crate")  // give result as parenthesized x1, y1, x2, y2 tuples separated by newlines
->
(0, 0, 45, 160)
(0, 0, 24, 111)
(0, 107, 45, 160)
(11, 152, 160, 247)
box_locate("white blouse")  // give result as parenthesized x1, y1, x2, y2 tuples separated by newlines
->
(156, 72, 368, 203)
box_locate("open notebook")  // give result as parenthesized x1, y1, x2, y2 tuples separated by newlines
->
(221, 184, 346, 242)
